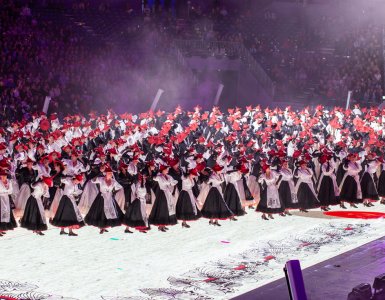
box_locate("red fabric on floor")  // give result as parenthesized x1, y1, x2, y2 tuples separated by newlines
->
(324, 211, 385, 219)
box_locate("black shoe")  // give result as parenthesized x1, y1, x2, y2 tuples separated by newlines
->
(300, 209, 309, 213)
(326, 207, 331, 211)
(60, 231, 68, 235)
(37, 232, 45, 236)
(164, 227, 169, 231)
(214, 222, 221, 227)
(230, 217, 238, 221)
(124, 229, 133, 234)
(104, 229, 109, 232)
(158, 227, 166, 232)
(340, 204, 347, 209)
(268, 215, 274, 219)
(262, 215, 269, 220)
(1, 231, 6, 234)
(369, 203, 375, 207)
(139, 230, 147, 233)
(182, 223, 190, 228)
(68, 232, 78, 236)
(99, 229, 104, 234)
(321, 207, 327, 211)
(351, 204, 358, 208)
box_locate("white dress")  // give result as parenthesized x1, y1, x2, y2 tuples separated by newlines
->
(0, 180, 17, 230)
(149, 174, 178, 225)
(84, 177, 123, 228)
(20, 182, 49, 230)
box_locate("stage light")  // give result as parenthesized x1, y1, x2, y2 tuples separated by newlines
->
(284, 260, 308, 300)
(372, 273, 385, 299)
(347, 283, 372, 300)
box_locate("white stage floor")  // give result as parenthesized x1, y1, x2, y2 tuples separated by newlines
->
(1, 205, 385, 300)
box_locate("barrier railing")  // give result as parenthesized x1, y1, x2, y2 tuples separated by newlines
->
(174, 39, 274, 97)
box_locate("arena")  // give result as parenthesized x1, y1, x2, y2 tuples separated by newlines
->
(1, 1, 385, 299)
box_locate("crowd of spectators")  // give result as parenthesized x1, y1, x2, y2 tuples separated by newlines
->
(315, 25, 383, 103)
(157, 2, 384, 104)
(0, 0, 384, 127)
(0, 1, 193, 127)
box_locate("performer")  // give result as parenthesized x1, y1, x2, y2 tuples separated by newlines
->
(199, 164, 233, 226)
(317, 154, 340, 211)
(175, 168, 202, 228)
(294, 160, 320, 212)
(122, 175, 149, 233)
(223, 166, 245, 219)
(339, 153, 363, 208)
(257, 164, 284, 220)
(0, 170, 17, 235)
(117, 161, 136, 210)
(246, 161, 260, 209)
(20, 176, 53, 235)
(360, 153, 380, 207)
(277, 159, 297, 215)
(377, 157, 385, 204)
(14, 158, 37, 215)
(149, 165, 178, 232)
(84, 166, 124, 234)
(50, 174, 85, 236)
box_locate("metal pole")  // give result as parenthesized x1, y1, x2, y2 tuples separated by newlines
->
(150, 89, 164, 111)
(42, 96, 52, 114)
(213, 84, 224, 106)
(346, 90, 352, 110)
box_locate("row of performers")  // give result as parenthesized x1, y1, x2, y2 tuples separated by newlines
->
(0, 152, 384, 236)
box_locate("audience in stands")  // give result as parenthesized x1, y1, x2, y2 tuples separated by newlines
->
(0, 0, 383, 128)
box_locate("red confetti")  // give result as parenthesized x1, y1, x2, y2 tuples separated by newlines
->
(234, 265, 247, 270)
(264, 255, 276, 261)
(204, 277, 218, 282)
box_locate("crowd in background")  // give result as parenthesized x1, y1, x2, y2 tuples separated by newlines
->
(0, 0, 384, 126)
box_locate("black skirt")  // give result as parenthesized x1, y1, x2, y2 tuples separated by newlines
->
(360, 173, 379, 200)
(318, 176, 340, 206)
(201, 187, 233, 219)
(176, 190, 201, 221)
(123, 184, 132, 209)
(50, 195, 85, 228)
(20, 195, 48, 231)
(149, 190, 178, 226)
(336, 163, 345, 186)
(340, 176, 362, 203)
(84, 193, 123, 228)
(278, 181, 299, 209)
(223, 183, 245, 216)
(0, 197, 17, 231)
(257, 187, 284, 214)
(378, 171, 385, 197)
(242, 177, 254, 201)
(297, 183, 320, 209)
(122, 198, 147, 228)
